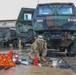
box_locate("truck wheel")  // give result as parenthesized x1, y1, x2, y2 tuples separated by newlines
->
(67, 43, 76, 56)
(28, 29, 34, 43)
(28, 29, 33, 37)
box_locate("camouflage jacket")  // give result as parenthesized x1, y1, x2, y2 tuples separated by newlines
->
(31, 38, 47, 53)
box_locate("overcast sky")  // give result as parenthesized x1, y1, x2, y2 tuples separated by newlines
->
(0, 0, 76, 20)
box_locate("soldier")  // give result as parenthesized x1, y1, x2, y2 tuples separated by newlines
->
(28, 35, 47, 62)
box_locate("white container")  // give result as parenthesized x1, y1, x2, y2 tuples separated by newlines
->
(52, 60, 58, 67)
(51, 58, 58, 68)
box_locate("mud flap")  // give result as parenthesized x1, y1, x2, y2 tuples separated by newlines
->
(67, 42, 76, 56)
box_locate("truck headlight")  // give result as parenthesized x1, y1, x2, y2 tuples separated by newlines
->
(68, 19, 76, 22)
(37, 19, 43, 22)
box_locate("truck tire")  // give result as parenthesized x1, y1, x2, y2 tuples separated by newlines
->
(28, 29, 34, 43)
(67, 42, 76, 56)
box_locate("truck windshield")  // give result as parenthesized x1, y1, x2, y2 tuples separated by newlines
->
(58, 7, 72, 15)
(39, 6, 53, 15)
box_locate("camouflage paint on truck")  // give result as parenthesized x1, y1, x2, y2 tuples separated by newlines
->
(32, 3, 76, 55)
(33, 3, 76, 31)
(16, 8, 35, 43)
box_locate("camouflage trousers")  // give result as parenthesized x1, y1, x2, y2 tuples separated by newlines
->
(29, 49, 47, 61)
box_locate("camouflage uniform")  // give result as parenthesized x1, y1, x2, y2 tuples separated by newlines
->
(29, 38, 47, 60)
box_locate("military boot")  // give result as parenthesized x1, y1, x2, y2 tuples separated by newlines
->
(41, 57, 46, 62)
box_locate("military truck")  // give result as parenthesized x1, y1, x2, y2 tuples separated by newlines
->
(0, 28, 18, 47)
(2, 28, 18, 47)
(16, 3, 76, 55)
(16, 8, 35, 44)
(32, 3, 76, 55)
